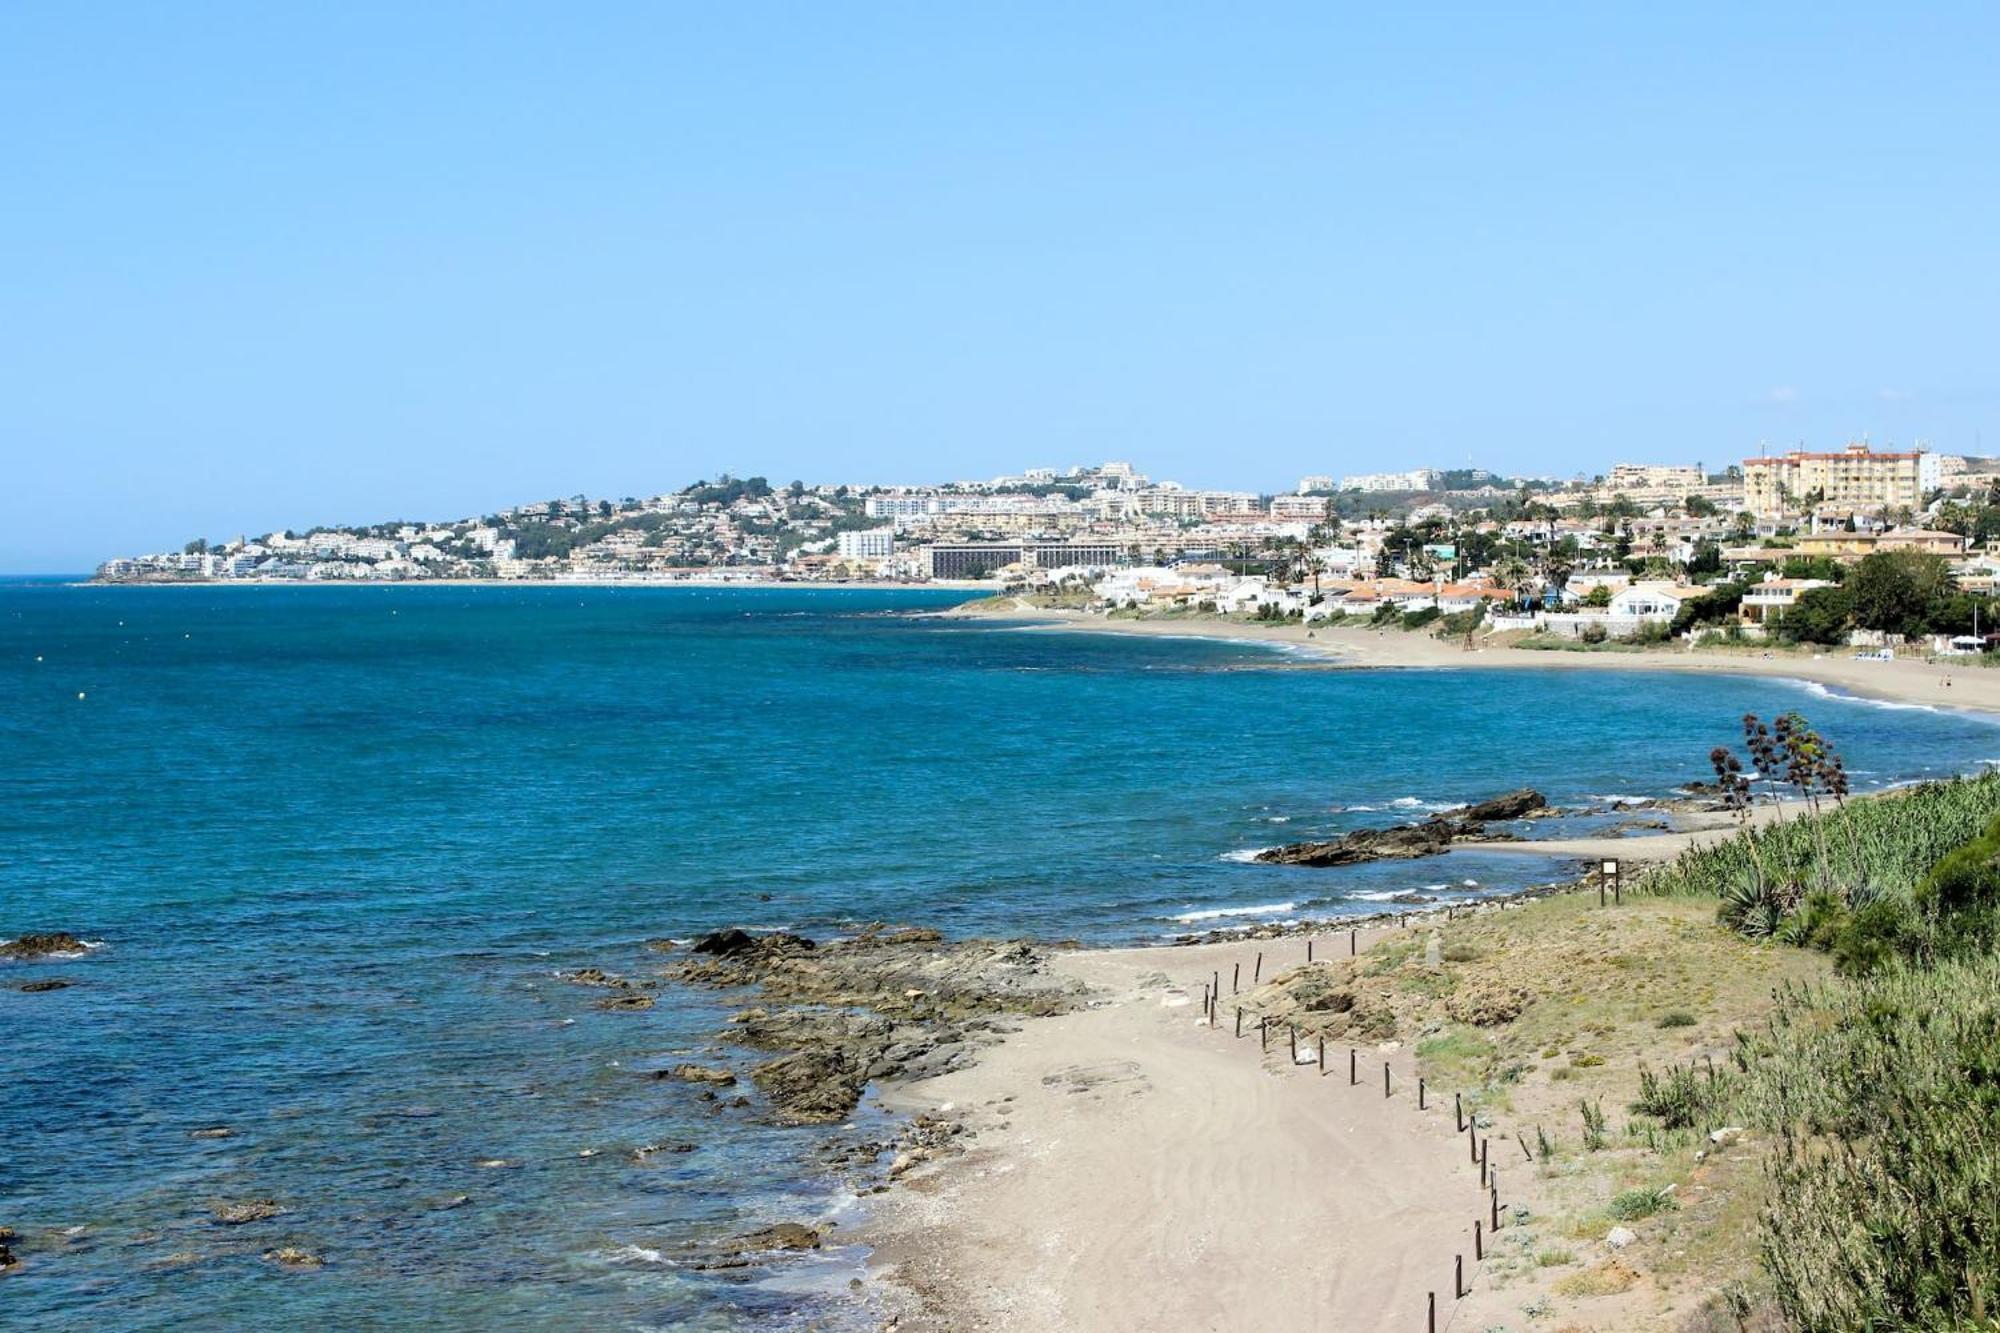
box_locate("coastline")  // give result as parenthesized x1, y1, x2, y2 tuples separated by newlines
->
(967, 603, 2000, 719)
(843, 604, 2000, 1330)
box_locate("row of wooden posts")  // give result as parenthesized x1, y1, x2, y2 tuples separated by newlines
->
(1197, 926, 1539, 1328)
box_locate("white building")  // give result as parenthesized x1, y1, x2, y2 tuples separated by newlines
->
(1341, 468, 1439, 493)
(837, 528, 895, 561)
(1297, 474, 1336, 494)
(1269, 494, 1332, 520)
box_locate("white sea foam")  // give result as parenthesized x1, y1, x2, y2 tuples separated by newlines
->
(1219, 848, 1273, 863)
(1589, 794, 1654, 806)
(1173, 900, 1296, 923)
(1349, 889, 1406, 902)
(1262, 815, 1292, 823)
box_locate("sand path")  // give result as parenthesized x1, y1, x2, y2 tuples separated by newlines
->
(866, 929, 1495, 1331)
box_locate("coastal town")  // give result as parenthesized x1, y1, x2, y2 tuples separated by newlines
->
(100, 442, 1998, 652)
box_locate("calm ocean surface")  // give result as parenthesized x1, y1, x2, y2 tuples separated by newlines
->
(4, 583, 1994, 1328)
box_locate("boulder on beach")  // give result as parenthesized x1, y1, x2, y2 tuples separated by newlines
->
(0, 933, 88, 961)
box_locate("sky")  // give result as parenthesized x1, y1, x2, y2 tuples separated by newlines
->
(4, 3, 1998, 570)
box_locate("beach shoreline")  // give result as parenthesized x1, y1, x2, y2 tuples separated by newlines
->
(956, 601, 2000, 719)
(847, 603, 2000, 1330)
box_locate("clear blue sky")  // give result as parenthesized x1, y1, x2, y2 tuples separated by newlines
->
(5, 3, 1997, 570)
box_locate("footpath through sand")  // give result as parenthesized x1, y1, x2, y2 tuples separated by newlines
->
(863, 927, 1496, 1331)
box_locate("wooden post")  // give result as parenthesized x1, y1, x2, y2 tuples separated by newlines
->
(1455, 1254, 1464, 1299)
(1479, 1137, 1489, 1186)
(1516, 1131, 1532, 1161)
(1383, 1061, 1391, 1098)
(1349, 928, 1357, 956)
(1307, 937, 1314, 963)
(1260, 1017, 1269, 1050)
(1349, 1048, 1357, 1085)
(1455, 1092, 1464, 1132)
(1212, 970, 1219, 1003)
(1317, 1035, 1324, 1074)
(1428, 1290, 1436, 1333)
(1235, 1006, 1243, 1037)
(1419, 1077, 1426, 1110)
(1232, 961, 1239, 994)
(1490, 1186, 1500, 1232)
(1474, 1220, 1483, 1261)
(1468, 1123, 1477, 1164)
(1289, 1025, 1298, 1063)
(1254, 951, 1262, 983)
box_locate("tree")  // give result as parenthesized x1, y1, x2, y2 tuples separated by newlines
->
(1778, 585, 1856, 645)
(1685, 494, 1718, 517)
(1687, 540, 1724, 577)
(1846, 551, 1954, 637)
(1583, 584, 1613, 608)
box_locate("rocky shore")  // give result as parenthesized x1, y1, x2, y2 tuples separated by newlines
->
(654, 923, 1087, 1128)
(1254, 787, 1546, 866)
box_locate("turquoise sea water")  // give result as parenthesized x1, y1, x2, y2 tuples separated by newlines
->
(4, 583, 1994, 1329)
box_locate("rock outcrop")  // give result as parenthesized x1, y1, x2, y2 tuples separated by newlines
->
(661, 924, 1084, 1125)
(1256, 790, 1542, 867)
(0, 933, 87, 961)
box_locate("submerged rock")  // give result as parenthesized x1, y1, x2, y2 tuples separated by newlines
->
(0, 933, 88, 961)
(728, 1222, 821, 1252)
(663, 1064, 737, 1087)
(264, 1246, 324, 1268)
(16, 979, 72, 993)
(594, 993, 654, 1011)
(209, 1200, 282, 1225)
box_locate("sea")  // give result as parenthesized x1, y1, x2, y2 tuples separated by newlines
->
(4, 581, 1994, 1329)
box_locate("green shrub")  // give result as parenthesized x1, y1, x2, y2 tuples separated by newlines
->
(1742, 956, 2000, 1331)
(1606, 1186, 1677, 1221)
(1631, 1061, 1731, 1130)
(1656, 1010, 1697, 1028)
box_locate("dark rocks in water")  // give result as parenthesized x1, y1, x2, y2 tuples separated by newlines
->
(632, 1141, 698, 1162)
(1461, 788, 1546, 822)
(692, 929, 816, 959)
(728, 1221, 821, 1253)
(1257, 820, 1457, 867)
(665, 925, 1084, 1126)
(263, 1246, 324, 1268)
(1257, 789, 1540, 866)
(0, 1226, 16, 1271)
(752, 1048, 871, 1125)
(190, 1127, 233, 1140)
(17, 979, 72, 993)
(0, 933, 87, 961)
(662, 1064, 737, 1087)
(594, 993, 654, 1012)
(209, 1199, 282, 1225)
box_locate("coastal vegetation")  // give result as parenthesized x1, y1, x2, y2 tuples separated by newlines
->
(1232, 723, 2000, 1328)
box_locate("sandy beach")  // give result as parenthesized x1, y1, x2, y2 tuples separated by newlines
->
(968, 602, 2000, 718)
(856, 606, 2000, 1330)
(863, 927, 1479, 1332)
